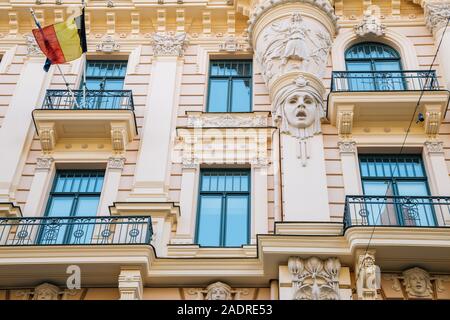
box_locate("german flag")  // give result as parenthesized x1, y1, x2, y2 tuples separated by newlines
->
(32, 8, 87, 71)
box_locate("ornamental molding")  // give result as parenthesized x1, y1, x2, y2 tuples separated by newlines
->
(111, 127, 127, 154)
(424, 140, 444, 153)
(181, 155, 199, 169)
(96, 35, 120, 53)
(187, 114, 268, 128)
(288, 256, 341, 300)
(219, 36, 248, 52)
(118, 269, 143, 300)
(247, 0, 338, 42)
(336, 109, 354, 137)
(108, 156, 126, 170)
(354, 7, 386, 37)
(250, 156, 270, 168)
(425, 2, 450, 33)
(36, 157, 54, 170)
(338, 140, 357, 153)
(355, 250, 381, 300)
(24, 34, 43, 57)
(424, 110, 442, 137)
(152, 32, 187, 57)
(39, 127, 56, 154)
(255, 12, 332, 85)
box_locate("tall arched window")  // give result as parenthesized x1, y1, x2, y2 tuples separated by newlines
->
(345, 42, 404, 91)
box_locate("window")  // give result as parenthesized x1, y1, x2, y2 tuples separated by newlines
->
(345, 42, 404, 91)
(207, 60, 252, 112)
(196, 170, 250, 247)
(359, 154, 435, 226)
(82, 60, 128, 109)
(40, 170, 105, 244)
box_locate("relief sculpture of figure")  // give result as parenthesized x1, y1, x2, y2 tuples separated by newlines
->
(356, 253, 381, 300)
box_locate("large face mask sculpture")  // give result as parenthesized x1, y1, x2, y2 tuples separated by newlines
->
(402, 267, 433, 298)
(273, 77, 324, 166)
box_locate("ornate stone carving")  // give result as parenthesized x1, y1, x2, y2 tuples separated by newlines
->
(108, 156, 126, 170)
(182, 155, 199, 169)
(187, 281, 248, 300)
(250, 156, 270, 168)
(187, 114, 267, 128)
(111, 127, 126, 153)
(424, 140, 444, 153)
(338, 140, 356, 153)
(288, 256, 341, 300)
(96, 36, 120, 53)
(336, 110, 353, 137)
(152, 32, 187, 57)
(424, 110, 441, 137)
(273, 76, 325, 166)
(36, 157, 54, 170)
(24, 34, 43, 57)
(402, 267, 433, 299)
(356, 251, 381, 300)
(255, 12, 332, 84)
(39, 127, 56, 154)
(33, 283, 61, 300)
(354, 7, 386, 37)
(219, 36, 246, 52)
(425, 2, 450, 33)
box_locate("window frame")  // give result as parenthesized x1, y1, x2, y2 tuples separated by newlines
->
(84, 60, 128, 91)
(195, 169, 251, 247)
(206, 60, 253, 113)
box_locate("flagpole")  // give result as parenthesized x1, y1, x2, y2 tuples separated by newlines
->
(30, 8, 80, 109)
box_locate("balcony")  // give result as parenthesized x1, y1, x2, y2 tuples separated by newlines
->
(32, 89, 138, 153)
(0, 215, 152, 246)
(327, 70, 450, 136)
(344, 195, 450, 228)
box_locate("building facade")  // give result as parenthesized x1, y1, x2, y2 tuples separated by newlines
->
(0, 0, 449, 300)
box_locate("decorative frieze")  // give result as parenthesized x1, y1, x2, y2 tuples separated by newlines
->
(355, 251, 381, 300)
(152, 32, 187, 57)
(219, 36, 246, 52)
(96, 35, 120, 53)
(24, 34, 43, 57)
(187, 281, 249, 300)
(425, 2, 450, 33)
(36, 157, 54, 170)
(338, 140, 356, 153)
(424, 140, 444, 154)
(354, 7, 385, 37)
(288, 256, 341, 300)
(108, 156, 126, 170)
(187, 113, 267, 128)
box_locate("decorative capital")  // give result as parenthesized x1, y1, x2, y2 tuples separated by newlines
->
(96, 35, 120, 53)
(152, 32, 187, 57)
(36, 157, 54, 170)
(354, 7, 386, 37)
(108, 156, 126, 170)
(425, 2, 450, 33)
(288, 256, 341, 300)
(338, 140, 357, 153)
(424, 140, 444, 154)
(24, 34, 43, 57)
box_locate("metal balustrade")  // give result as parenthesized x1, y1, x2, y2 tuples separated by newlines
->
(0, 215, 152, 246)
(41, 89, 134, 110)
(331, 70, 440, 92)
(344, 195, 450, 228)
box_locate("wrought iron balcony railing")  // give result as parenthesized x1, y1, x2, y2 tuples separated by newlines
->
(0, 215, 152, 246)
(331, 70, 440, 92)
(344, 195, 450, 228)
(41, 89, 134, 110)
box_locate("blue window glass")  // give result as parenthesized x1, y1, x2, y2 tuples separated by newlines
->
(207, 60, 252, 112)
(359, 155, 435, 226)
(82, 61, 128, 109)
(196, 170, 250, 247)
(345, 43, 405, 91)
(40, 170, 105, 244)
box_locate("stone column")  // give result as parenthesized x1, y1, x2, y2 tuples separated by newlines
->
(338, 140, 362, 196)
(129, 32, 186, 201)
(0, 50, 52, 201)
(171, 163, 199, 244)
(425, 1, 450, 89)
(23, 157, 55, 217)
(118, 267, 143, 300)
(252, 162, 269, 242)
(248, 0, 338, 221)
(97, 157, 126, 216)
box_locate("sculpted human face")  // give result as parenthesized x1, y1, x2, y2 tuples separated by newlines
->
(211, 288, 227, 300)
(409, 274, 427, 293)
(284, 92, 316, 129)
